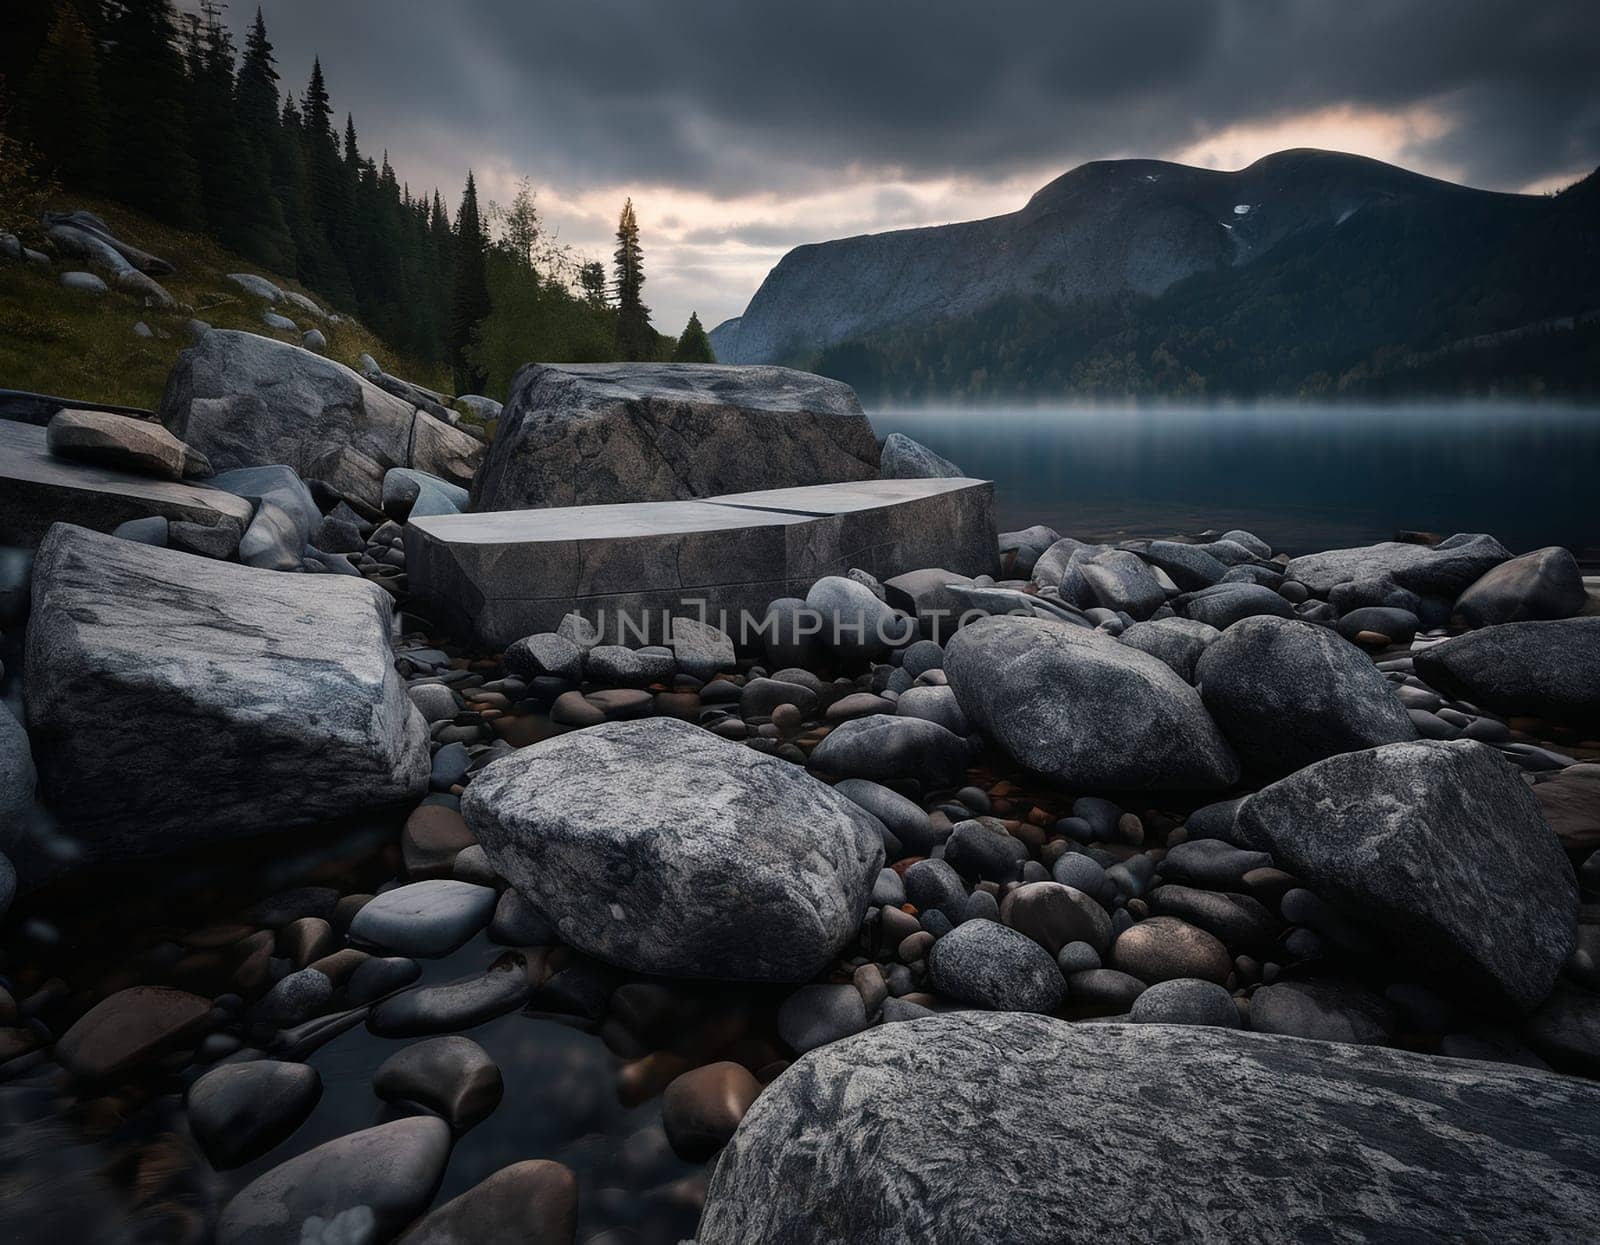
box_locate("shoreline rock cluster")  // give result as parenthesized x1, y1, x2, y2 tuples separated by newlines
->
(0, 345, 1597, 1242)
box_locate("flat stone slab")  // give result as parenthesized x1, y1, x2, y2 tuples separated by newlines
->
(406, 477, 997, 647)
(0, 420, 252, 549)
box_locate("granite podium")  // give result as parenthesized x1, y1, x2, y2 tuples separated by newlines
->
(404, 477, 998, 648)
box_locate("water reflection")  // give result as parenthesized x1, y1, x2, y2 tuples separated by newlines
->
(872, 402, 1600, 556)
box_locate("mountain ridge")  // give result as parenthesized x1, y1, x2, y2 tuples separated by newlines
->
(709, 149, 1598, 397)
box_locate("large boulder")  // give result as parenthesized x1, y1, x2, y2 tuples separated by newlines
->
(1236, 740, 1577, 1011)
(878, 432, 962, 479)
(696, 1014, 1600, 1244)
(469, 363, 880, 511)
(1454, 546, 1587, 627)
(1413, 618, 1600, 725)
(159, 330, 418, 510)
(944, 615, 1239, 789)
(1196, 616, 1416, 776)
(23, 524, 428, 868)
(1284, 533, 1511, 597)
(462, 717, 883, 981)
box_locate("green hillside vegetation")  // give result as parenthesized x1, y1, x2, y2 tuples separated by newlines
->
(2, 0, 708, 411)
(0, 191, 450, 410)
(797, 171, 1600, 401)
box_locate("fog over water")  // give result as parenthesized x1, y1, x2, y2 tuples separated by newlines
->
(870, 402, 1600, 558)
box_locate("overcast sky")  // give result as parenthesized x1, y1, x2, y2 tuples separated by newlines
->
(223, 0, 1600, 333)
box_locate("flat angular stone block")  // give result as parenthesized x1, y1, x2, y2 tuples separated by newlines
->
(0, 420, 251, 549)
(405, 478, 997, 648)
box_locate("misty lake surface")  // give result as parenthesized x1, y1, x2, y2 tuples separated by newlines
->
(870, 402, 1600, 559)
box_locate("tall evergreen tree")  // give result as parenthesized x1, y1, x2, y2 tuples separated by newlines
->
(673, 311, 715, 363)
(101, 0, 202, 226)
(227, 4, 294, 269)
(448, 170, 491, 392)
(17, 2, 106, 191)
(296, 56, 353, 305)
(613, 198, 654, 361)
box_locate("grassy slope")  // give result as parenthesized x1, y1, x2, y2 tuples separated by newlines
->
(0, 192, 452, 410)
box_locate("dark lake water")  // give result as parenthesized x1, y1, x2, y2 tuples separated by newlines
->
(870, 402, 1600, 559)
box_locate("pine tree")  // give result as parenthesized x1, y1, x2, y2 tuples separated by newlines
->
(297, 56, 353, 306)
(613, 198, 654, 361)
(228, 4, 294, 270)
(449, 171, 491, 392)
(101, 0, 202, 226)
(579, 260, 608, 308)
(17, 2, 107, 191)
(673, 311, 715, 363)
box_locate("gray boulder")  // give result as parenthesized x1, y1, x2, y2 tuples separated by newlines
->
(227, 273, 283, 302)
(1130, 978, 1239, 1027)
(878, 432, 963, 479)
(1237, 740, 1577, 1011)
(1181, 583, 1296, 629)
(697, 1013, 1600, 1244)
(998, 525, 1060, 577)
(1285, 533, 1511, 597)
(410, 410, 486, 490)
(1117, 617, 1219, 682)
(462, 717, 883, 981)
(159, 330, 418, 510)
(209, 464, 321, 571)
(928, 919, 1065, 1012)
(1196, 616, 1416, 776)
(945, 615, 1239, 789)
(216, 1117, 451, 1245)
(59, 270, 107, 295)
(383, 467, 468, 522)
(1455, 547, 1586, 627)
(23, 524, 428, 869)
(1080, 550, 1166, 618)
(469, 363, 880, 511)
(804, 575, 909, 659)
(1137, 540, 1230, 591)
(670, 615, 736, 680)
(1414, 618, 1600, 726)
(808, 714, 969, 789)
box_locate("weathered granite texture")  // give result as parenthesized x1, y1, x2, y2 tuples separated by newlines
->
(469, 363, 881, 511)
(405, 477, 997, 647)
(463, 718, 884, 981)
(23, 524, 428, 868)
(0, 420, 252, 549)
(157, 330, 483, 510)
(696, 1013, 1600, 1244)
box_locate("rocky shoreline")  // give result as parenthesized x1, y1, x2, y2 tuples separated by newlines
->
(1, 335, 1598, 1242)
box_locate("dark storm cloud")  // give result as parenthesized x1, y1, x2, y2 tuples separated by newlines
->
(243, 0, 1600, 196)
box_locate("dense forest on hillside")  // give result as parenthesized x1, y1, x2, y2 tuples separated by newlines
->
(1, 0, 715, 396)
(797, 172, 1600, 401)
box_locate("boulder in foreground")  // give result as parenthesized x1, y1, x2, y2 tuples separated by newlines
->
(462, 717, 884, 981)
(1237, 739, 1577, 1011)
(23, 524, 428, 867)
(469, 362, 880, 511)
(945, 614, 1239, 789)
(697, 1014, 1600, 1245)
